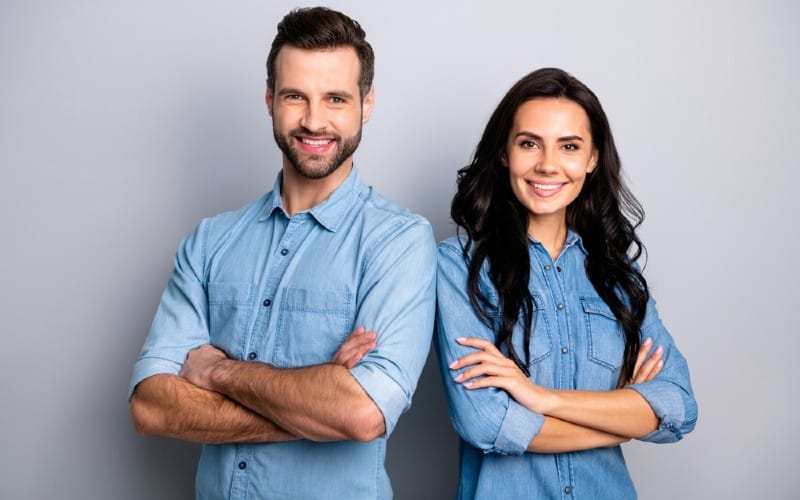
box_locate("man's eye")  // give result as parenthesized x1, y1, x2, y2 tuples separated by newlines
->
(330, 96, 345, 104)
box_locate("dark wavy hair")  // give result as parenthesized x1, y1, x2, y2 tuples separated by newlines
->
(452, 67, 649, 386)
(266, 7, 375, 99)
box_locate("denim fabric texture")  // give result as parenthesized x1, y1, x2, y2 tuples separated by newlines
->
(436, 231, 697, 499)
(129, 167, 437, 499)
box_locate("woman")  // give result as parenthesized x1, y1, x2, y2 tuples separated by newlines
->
(436, 68, 697, 499)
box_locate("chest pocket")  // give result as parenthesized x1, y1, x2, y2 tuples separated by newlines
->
(207, 282, 257, 354)
(273, 287, 354, 368)
(527, 293, 553, 365)
(581, 297, 625, 370)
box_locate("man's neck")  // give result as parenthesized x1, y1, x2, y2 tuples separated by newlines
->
(280, 159, 353, 216)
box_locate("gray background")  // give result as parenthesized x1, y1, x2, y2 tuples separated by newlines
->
(2, 1, 798, 498)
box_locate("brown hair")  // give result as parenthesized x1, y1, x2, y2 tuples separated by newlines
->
(266, 7, 375, 98)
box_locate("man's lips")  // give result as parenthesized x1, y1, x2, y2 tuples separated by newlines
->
(295, 135, 335, 153)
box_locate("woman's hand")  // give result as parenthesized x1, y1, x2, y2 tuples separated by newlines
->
(628, 337, 664, 386)
(449, 337, 549, 413)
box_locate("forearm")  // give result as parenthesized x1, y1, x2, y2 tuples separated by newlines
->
(527, 415, 628, 453)
(540, 388, 658, 438)
(208, 360, 385, 442)
(130, 374, 297, 444)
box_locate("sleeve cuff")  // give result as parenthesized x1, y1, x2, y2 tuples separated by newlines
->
(350, 363, 409, 437)
(127, 357, 182, 400)
(628, 381, 687, 443)
(492, 399, 544, 455)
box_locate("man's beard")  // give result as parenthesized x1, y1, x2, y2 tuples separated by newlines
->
(274, 126, 362, 180)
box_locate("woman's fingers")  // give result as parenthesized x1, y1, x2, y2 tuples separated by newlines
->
(630, 341, 664, 384)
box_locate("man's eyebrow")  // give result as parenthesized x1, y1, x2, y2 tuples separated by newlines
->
(327, 90, 356, 100)
(276, 88, 356, 100)
(277, 88, 305, 96)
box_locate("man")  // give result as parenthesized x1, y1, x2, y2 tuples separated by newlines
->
(129, 7, 436, 499)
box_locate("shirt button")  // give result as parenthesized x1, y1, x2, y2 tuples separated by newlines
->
(557, 303, 565, 310)
(561, 347, 568, 354)
(557, 266, 562, 272)
(247, 352, 257, 360)
(280, 248, 289, 256)
(564, 486, 572, 494)
(263, 298, 272, 307)
(544, 265, 552, 271)
(238, 461, 247, 470)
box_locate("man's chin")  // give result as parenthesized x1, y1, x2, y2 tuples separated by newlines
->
(289, 158, 342, 180)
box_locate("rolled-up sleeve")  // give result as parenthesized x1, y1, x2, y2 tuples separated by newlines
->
(349, 218, 437, 436)
(127, 220, 211, 399)
(435, 241, 544, 455)
(628, 298, 698, 443)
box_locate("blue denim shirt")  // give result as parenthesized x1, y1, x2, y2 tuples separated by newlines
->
(436, 232, 697, 499)
(129, 167, 437, 499)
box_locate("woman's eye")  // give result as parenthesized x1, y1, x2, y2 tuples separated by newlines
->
(520, 140, 538, 149)
(563, 143, 579, 151)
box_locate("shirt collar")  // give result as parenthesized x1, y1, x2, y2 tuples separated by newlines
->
(259, 166, 363, 232)
(528, 228, 587, 256)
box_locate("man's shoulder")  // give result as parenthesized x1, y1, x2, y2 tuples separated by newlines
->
(189, 192, 273, 245)
(358, 186, 430, 232)
(347, 187, 436, 262)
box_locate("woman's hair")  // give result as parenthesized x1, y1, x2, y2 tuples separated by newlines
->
(451, 67, 649, 386)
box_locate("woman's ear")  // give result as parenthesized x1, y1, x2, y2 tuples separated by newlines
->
(587, 149, 599, 173)
(500, 152, 508, 168)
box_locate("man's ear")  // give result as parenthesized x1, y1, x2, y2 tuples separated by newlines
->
(265, 83, 274, 117)
(361, 86, 375, 124)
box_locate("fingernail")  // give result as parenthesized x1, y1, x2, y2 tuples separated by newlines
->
(463, 381, 473, 388)
(655, 346, 664, 355)
(456, 337, 467, 343)
(657, 360, 664, 368)
(454, 374, 463, 382)
(643, 337, 652, 346)
(448, 360, 458, 369)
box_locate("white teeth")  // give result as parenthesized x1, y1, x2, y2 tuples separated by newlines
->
(302, 138, 331, 146)
(532, 182, 561, 190)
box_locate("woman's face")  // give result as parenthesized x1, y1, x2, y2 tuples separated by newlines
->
(503, 97, 598, 232)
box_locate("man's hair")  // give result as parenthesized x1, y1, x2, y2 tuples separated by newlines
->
(266, 7, 375, 98)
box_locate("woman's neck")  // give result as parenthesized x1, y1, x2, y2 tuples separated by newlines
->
(528, 214, 568, 262)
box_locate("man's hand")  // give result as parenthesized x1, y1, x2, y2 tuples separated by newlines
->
(180, 344, 229, 391)
(331, 326, 377, 369)
(180, 325, 377, 391)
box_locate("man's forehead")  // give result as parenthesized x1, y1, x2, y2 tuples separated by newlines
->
(274, 45, 361, 85)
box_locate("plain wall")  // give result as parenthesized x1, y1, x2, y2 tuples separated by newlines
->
(2, 1, 798, 498)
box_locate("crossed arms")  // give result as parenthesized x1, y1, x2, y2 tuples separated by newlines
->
(131, 327, 382, 443)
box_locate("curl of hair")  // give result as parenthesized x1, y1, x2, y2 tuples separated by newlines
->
(452, 68, 649, 386)
(266, 7, 375, 98)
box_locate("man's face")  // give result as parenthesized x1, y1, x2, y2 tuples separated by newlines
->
(267, 45, 374, 179)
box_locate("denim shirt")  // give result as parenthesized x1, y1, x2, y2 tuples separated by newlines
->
(436, 232, 697, 499)
(129, 167, 437, 499)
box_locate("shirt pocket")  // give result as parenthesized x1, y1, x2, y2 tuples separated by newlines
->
(528, 293, 553, 365)
(273, 287, 354, 368)
(581, 297, 625, 388)
(207, 282, 256, 354)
